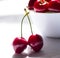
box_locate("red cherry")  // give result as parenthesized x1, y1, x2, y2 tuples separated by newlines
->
(12, 37, 27, 54)
(28, 34, 43, 52)
(28, 0, 37, 10)
(48, 1, 60, 12)
(34, 1, 49, 12)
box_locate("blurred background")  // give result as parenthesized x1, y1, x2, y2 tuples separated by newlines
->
(0, 0, 29, 16)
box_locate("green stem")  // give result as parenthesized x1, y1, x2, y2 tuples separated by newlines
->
(21, 12, 29, 37)
(24, 9, 33, 35)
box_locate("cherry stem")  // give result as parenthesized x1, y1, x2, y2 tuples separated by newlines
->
(21, 8, 33, 37)
(24, 9, 33, 35)
(21, 12, 29, 37)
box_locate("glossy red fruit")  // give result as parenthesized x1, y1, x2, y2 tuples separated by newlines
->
(13, 37, 27, 54)
(28, 34, 43, 52)
(28, 0, 36, 10)
(34, 1, 49, 12)
(48, 1, 60, 12)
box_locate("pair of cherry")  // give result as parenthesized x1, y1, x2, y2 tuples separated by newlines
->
(28, 0, 60, 12)
(12, 9, 43, 54)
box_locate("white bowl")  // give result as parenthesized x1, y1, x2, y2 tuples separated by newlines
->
(30, 11, 60, 37)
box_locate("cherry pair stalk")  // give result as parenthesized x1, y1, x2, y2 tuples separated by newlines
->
(21, 9, 33, 38)
(13, 9, 43, 54)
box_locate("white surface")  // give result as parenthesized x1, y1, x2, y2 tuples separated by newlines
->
(30, 12, 60, 37)
(0, 15, 60, 58)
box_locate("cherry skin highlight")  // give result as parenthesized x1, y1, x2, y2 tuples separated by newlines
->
(52, 0, 60, 3)
(13, 37, 27, 54)
(28, 34, 43, 52)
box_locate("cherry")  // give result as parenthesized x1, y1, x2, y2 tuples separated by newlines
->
(28, 0, 37, 10)
(12, 11, 29, 54)
(24, 9, 43, 52)
(48, 1, 60, 12)
(13, 37, 27, 54)
(28, 34, 43, 52)
(34, 0, 49, 12)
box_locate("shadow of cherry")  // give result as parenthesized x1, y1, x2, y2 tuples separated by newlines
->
(12, 53, 27, 58)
